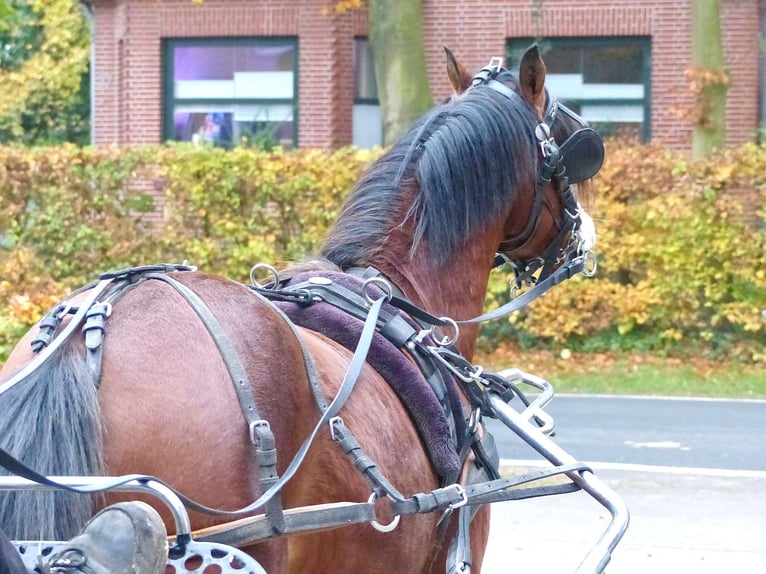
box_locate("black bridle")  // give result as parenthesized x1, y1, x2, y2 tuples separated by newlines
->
(469, 58, 604, 295)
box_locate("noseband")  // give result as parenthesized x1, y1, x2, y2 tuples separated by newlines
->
(470, 58, 604, 293)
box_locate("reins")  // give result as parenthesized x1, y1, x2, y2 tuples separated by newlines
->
(0, 263, 595, 557)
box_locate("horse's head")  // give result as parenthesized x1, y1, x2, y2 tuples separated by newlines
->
(445, 45, 603, 289)
(320, 44, 603, 326)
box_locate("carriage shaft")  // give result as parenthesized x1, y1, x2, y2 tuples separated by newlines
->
(487, 393, 630, 574)
(0, 476, 192, 538)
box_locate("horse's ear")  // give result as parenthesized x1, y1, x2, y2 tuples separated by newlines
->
(444, 46, 472, 94)
(519, 44, 547, 117)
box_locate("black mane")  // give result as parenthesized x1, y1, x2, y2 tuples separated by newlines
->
(320, 76, 540, 269)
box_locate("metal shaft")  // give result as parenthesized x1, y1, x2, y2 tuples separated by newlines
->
(488, 392, 630, 574)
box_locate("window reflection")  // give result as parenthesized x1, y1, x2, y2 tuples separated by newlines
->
(508, 37, 650, 141)
(166, 40, 297, 148)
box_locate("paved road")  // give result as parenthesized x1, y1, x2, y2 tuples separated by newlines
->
(479, 395, 766, 573)
(486, 394, 766, 471)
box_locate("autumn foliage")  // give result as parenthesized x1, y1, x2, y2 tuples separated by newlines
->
(485, 141, 766, 362)
(0, 142, 764, 362)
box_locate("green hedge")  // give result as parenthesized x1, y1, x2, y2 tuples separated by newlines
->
(0, 142, 764, 362)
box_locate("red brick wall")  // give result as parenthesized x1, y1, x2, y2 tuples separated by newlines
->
(90, 0, 358, 148)
(89, 0, 762, 150)
(722, 0, 761, 146)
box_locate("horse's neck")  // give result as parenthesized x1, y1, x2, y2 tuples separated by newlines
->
(377, 234, 501, 360)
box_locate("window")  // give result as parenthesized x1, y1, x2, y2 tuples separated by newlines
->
(353, 37, 382, 148)
(507, 37, 651, 141)
(163, 38, 298, 148)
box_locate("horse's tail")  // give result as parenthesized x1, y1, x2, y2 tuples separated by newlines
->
(0, 343, 104, 541)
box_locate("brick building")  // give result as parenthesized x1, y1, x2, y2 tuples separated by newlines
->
(82, 0, 764, 151)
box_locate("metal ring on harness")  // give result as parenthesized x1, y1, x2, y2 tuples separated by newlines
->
(362, 276, 393, 304)
(582, 251, 598, 277)
(430, 317, 459, 347)
(53, 303, 72, 320)
(250, 263, 280, 289)
(367, 492, 401, 533)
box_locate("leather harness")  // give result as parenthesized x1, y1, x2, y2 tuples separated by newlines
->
(0, 263, 591, 574)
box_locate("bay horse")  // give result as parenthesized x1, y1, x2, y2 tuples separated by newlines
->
(0, 45, 602, 573)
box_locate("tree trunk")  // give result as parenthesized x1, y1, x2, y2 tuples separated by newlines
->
(691, 0, 727, 158)
(368, 0, 433, 145)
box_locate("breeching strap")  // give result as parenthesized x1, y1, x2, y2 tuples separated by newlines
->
(143, 273, 285, 532)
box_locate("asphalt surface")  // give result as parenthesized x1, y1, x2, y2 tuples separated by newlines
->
(479, 395, 766, 573)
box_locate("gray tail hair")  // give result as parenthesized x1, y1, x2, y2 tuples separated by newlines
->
(0, 344, 105, 540)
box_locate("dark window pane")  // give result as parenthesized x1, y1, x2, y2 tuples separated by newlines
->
(539, 46, 582, 75)
(507, 37, 649, 141)
(353, 37, 378, 101)
(583, 45, 643, 84)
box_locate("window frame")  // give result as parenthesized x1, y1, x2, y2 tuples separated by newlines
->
(162, 36, 300, 147)
(506, 36, 652, 141)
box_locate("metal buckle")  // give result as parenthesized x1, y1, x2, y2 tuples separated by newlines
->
(52, 303, 72, 320)
(447, 484, 468, 510)
(249, 420, 271, 446)
(328, 416, 344, 442)
(487, 56, 504, 71)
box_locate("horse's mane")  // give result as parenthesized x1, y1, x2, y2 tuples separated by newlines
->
(320, 78, 540, 270)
